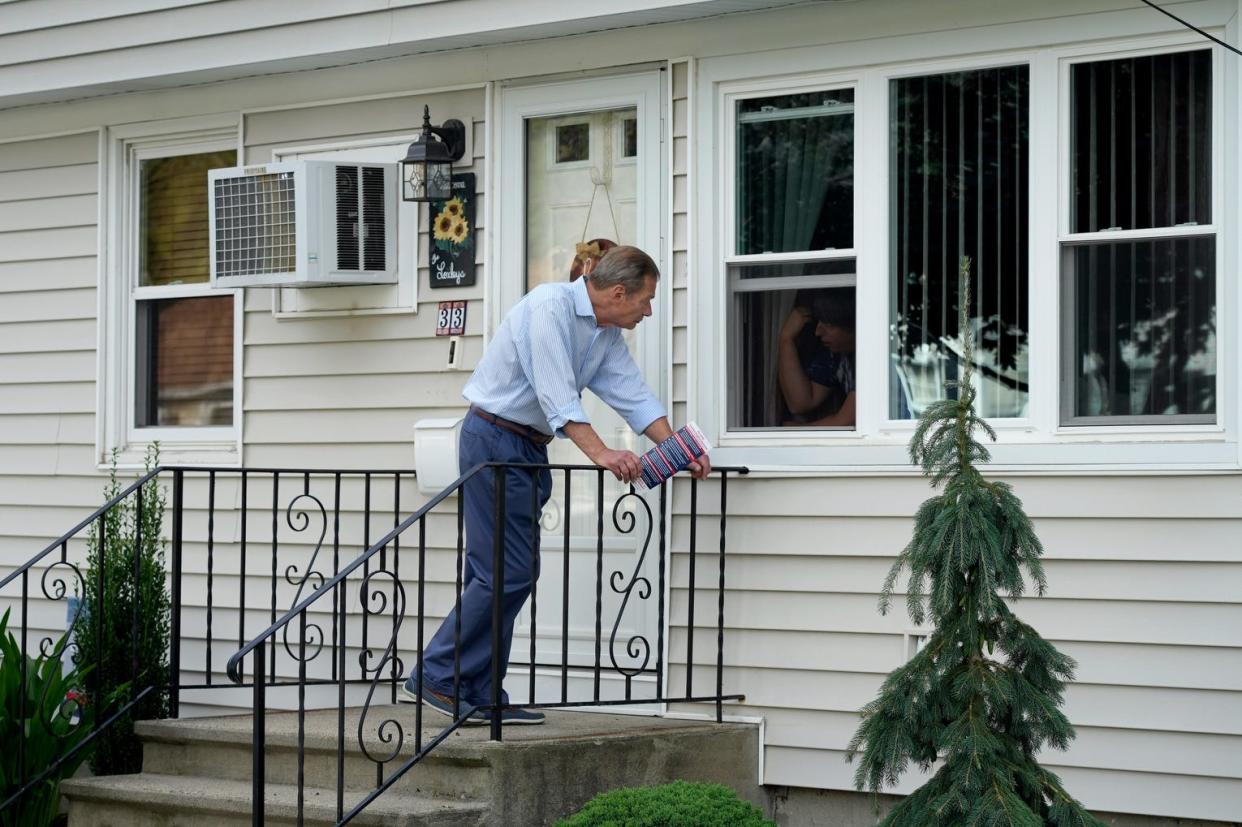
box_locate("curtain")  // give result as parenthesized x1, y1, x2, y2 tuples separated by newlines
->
(737, 109, 852, 426)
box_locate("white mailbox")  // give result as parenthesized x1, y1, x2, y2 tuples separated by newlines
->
(413, 417, 463, 495)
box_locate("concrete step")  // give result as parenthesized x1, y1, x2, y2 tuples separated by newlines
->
(61, 773, 487, 827)
(136, 706, 492, 801)
(71, 707, 761, 826)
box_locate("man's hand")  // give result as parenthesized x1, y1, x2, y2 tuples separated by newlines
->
(780, 306, 812, 342)
(564, 422, 643, 482)
(687, 452, 711, 481)
(593, 448, 643, 483)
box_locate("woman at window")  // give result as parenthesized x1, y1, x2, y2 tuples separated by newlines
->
(777, 288, 856, 427)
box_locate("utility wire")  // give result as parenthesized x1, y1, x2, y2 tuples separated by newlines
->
(1138, 0, 1242, 57)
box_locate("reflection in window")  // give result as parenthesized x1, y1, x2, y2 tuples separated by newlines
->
(729, 89, 856, 430)
(1070, 238, 1215, 420)
(736, 90, 854, 255)
(730, 261, 857, 429)
(890, 66, 1029, 420)
(621, 117, 638, 159)
(555, 123, 590, 164)
(136, 296, 234, 427)
(136, 149, 236, 428)
(1071, 51, 1210, 233)
(141, 151, 237, 286)
(1064, 50, 1214, 424)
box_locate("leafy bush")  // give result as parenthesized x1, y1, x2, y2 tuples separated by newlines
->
(0, 609, 95, 827)
(74, 445, 170, 776)
(557, 781, 773, 827)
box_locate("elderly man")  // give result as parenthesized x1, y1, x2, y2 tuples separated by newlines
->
(403, 245, 709, 725)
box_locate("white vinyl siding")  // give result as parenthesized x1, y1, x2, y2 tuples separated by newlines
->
(668, 474, 1242, 822)
(0, 1, 1238, 822)
(0, 130, 101, 655)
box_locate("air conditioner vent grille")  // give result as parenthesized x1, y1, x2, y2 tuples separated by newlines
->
(335, 166, 359, 270)
(212, 172, 296, 277)
(361, 166, 387, 271)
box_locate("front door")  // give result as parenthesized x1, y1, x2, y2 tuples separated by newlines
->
(495, 71, 666, 704)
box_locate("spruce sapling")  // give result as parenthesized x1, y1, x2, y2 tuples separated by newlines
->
(847, 258, 1104, 826)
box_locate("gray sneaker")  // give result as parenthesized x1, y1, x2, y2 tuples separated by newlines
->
(486, 706, 545, 725)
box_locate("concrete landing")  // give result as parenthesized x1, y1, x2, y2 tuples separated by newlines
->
(63, 706, 761, 826)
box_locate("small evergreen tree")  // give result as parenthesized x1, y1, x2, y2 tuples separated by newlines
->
(75, 444, 171, 775)
(848, 260, 1104, 826)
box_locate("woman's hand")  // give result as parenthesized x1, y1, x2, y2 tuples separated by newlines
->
(780, 306, 812, 342)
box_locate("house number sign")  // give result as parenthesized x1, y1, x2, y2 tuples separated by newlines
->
(436, 300, 467, 336)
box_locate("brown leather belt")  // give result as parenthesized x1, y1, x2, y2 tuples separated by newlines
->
(469, 407, 553, 446)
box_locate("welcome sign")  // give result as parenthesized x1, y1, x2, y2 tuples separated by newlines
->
(428, 172, 477, 289)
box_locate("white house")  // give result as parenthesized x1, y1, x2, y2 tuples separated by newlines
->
(1, 0, 1239, 824)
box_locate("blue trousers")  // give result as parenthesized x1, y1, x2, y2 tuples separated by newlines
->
(416, 411, 553, 706)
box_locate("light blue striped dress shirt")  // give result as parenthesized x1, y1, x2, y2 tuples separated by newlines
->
(463, 278, 666, 438)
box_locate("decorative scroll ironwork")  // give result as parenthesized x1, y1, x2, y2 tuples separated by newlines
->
(607, 489, 654, 677)
(357, 569, 407, 765)
(281, 493, 327, 663)
(38, 559, 85, 665)
(36, 559, 89, 730)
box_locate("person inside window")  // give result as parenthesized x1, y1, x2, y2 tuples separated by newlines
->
(778, 287, 856, 427)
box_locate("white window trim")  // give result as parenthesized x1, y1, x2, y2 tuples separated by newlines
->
(693, 31, 1237, 473)
(98, 114, 244, 469)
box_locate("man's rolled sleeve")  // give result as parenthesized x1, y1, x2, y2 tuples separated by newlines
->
(522, 297, 590, 433)
(588, 332, 667, 435)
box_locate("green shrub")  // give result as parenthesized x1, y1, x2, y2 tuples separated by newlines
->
(0, 609, 95, 827)
(74, 445, 170, 776)
(558, 781, 773, 827)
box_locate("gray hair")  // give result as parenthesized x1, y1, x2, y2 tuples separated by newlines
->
(589, 245, 659, 293)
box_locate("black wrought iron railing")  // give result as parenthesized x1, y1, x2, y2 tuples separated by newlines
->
(226, 461, 747, 826)
(0, 464, 422, 816)
(1, 460, 746, 825)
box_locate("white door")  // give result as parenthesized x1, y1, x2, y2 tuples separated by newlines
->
(495, 71, 666, 705)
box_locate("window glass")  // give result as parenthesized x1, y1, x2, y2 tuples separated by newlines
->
(728, 88, 857, 430)
(554, 123, 590, 164)
(135, 296, 234, 427)
(733, 285, 856, 429)
(736, 90, 854, 255)
(1064, 50, 1214, 424)
(1070, 237, 1215, 420)
(140, 150, 236, 286)
(136, 149, 236, 428)
(890, 66, 1030, 420)
(1071, 51, 1210, 233)
(525, 109, 636, 292)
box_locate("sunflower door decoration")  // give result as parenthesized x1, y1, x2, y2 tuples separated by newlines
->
(428, 172, 476, 288)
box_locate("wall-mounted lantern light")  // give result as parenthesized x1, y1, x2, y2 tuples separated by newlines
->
(401, 105, 466, 202)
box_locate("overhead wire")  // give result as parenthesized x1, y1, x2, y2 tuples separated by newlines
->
(1137, 0, 1242, 57)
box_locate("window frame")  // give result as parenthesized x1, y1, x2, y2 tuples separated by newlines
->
(99, 116, 244, 468)
(693, 33, 1236, 471)
(1056, 43, 1224, 431)
(719, 73, 862, 436)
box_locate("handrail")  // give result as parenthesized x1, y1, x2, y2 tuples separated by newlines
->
(0, 466, 162, 592)
(225, 461, 749, 686)
(225, 461, 487, 684)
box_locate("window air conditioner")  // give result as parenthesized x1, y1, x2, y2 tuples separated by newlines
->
(208, 161, 399, 288)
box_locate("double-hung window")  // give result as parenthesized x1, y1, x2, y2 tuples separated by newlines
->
(710, 36, 1227, 466)
(102, 120, 241, 465)
(133, 149, 237, 429)
(727, 87, 857, 430)
(1061, 49, 1216, 425)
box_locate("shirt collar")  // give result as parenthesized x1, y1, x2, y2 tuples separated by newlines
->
(571, 276, 597, 322)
